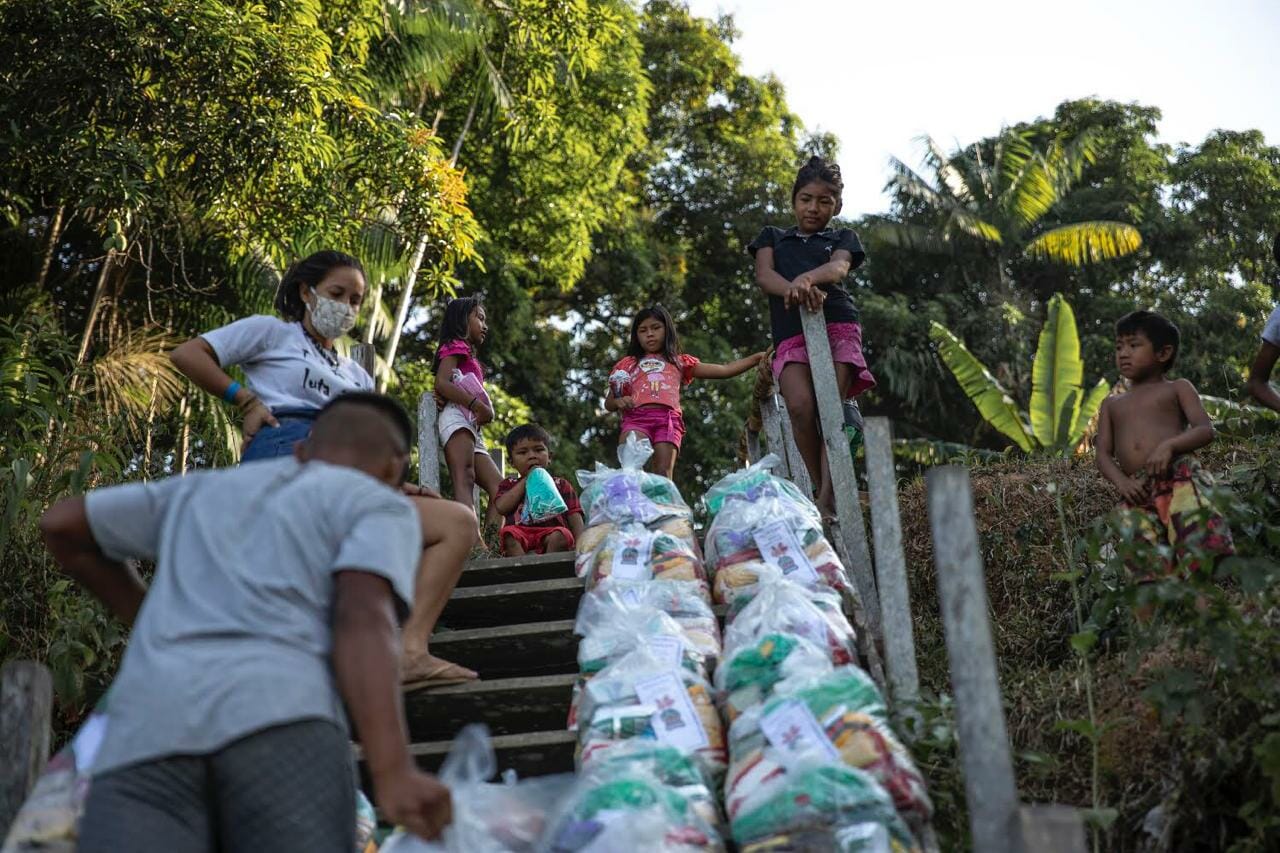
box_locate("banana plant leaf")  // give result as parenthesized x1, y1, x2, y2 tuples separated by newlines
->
(1070, 378, 1112, 447)
(1030, 293, 1084, 448)
(929, 321, 1034, 452)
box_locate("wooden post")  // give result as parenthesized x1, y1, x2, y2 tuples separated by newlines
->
(798, 309, 880, 637)
(864, 417, 921, 721)
(0, 661, 52, 837)
(759, 393, 791, 479)
(418, 391, 441, 493)
(777, 399, 815, 500)
(351, 342, 377, 382)
(1017, 805, 1088, 853)
(745, 430, 762, 465)
(926, 466, 1019, 853)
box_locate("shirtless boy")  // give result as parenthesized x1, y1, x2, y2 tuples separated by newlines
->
(1095, 310, 1233, 573)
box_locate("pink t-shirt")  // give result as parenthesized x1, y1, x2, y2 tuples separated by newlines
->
(437, 340, 484, 382)
(610, 354, 700, 412)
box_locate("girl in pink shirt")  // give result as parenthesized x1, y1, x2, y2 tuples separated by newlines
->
(605, 305, 764, 479)
(434, 295, 502, 509)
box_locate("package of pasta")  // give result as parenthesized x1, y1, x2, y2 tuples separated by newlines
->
(575, 646, 727, 781)
(716, 633, 835, 725)
(577, 521, 708, 594)
(723, 578, 857, 667)
(568, 604, 709, 730)
(702, 454, 817, 523)
(540, 762, 725, 852)
(585, 740, 726, 838)
(724, 666, 932, 826)
(577, 434, 691, 528)
(730, 762, 921, 853)
(579, 578, 722, 665)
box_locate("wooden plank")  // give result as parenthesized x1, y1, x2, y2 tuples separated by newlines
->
(0, 660, 52, 838)
(403, 674, 576, 741)
(759, 393, 789, 478)
(1017, 805, 1088, 853)
(864, 417, 921, 721)
(926, 466, 1020, 853)
(428, 620, 578, 679)
(746, 429, 762, 464)
(351, 342, 377, 380)
(799, 309, 880, 638)
(777, 397, 815, 499)
(358, 729, 577, 780)
(458, 552, 576, 587)
(417, 391, 440, 493)
(439, 577, 583, 629)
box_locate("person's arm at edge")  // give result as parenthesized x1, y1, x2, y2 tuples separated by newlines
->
(490, 477, 526, 517)
(691, 352, 767, 380)
(1094, 399, 1146, 502)
(753, 246, 793, 298)
(1246, 342, 1280, 413)
(40, 497, 147, 625)
(332, 571, 451, 840)
(170, 337, 278, 434)
(568, 510, 585, 539)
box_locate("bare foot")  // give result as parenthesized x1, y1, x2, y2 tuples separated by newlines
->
(402, 652, 478, 687)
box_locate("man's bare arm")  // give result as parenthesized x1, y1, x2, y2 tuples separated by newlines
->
(1246, 342, 1280, 413)
(40, 497, 147, 625)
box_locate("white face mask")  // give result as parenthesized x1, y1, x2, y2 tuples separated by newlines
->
(307, 288, 358, 340)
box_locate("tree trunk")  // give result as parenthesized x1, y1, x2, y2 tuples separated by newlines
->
(68, 248, 119, 395)
(363, 275, 384, 345)
(35, 206, 64, 291)
(177, 395, 190, 475)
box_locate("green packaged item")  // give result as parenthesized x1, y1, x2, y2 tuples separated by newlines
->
(520, 466, 569, 524)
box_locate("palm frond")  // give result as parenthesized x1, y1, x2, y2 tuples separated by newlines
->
(1024, 221, 1143, 266)
(919, 135, 972, 203)
(887, 157, 1002, 245)
(90, 327, 185, 434)
(865, 220, 955, 256)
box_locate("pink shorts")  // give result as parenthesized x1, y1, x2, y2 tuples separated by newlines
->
(620, 405, 687, 449)
(772, 321, 876, 399)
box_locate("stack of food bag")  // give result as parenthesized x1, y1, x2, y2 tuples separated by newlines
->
(702, 457, 930, 851)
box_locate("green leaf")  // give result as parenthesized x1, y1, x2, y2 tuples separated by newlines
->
(929, 321, 1034, 452)
(1069, 630, 1098, 655)
(1071, 378, 1112, 447)
(1030, 293, 1084, 448)
(1081, 807, 1119, 830)
(1024, 221, 1143, 265)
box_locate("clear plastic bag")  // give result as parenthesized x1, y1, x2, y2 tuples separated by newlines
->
(576, 435, 690, 527)
(716, 632, 834, 725)
(701, 454, 816, 523)
(722, 577, 857, 668)
(380, 725, 574, 853)
(575, 521, 708, 595)
(584, 740, 725, 838)
(725, 666, 932, 827)
(575, 646, 726, 781)
(520, 467, 569, 524)
(541, 761, 725, 852)
(579, 578, 722, 664)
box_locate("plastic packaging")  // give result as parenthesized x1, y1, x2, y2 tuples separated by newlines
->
(520, 467, 569, 524)
(722, 578, 857, 667)
(576, 435, 690, 528)
(451, 369, 492, 424)
(380, 725, 573, 853)
(541, 762, 725, 852)
(575, 521, 708, 595)
(575, 646, 726, 781)
(716, 633, 834, 724)
(578, 578, 722, 664)
(701, 455, 816, 522)
(724, 666, 932, 826)
(585, 740, 725, 838)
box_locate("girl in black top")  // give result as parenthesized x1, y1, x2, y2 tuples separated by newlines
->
(748, 156, 876, 516)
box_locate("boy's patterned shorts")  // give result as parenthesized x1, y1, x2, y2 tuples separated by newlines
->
(1120, 456, 1234, 578)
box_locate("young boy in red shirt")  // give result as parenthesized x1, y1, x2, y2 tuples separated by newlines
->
(491, 424, 585, 557)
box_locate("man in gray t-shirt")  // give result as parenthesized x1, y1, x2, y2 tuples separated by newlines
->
(1246, 233, 1280, 413)
(39, 392, 452, 851)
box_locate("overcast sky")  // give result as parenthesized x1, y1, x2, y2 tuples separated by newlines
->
(686, 0, 1280, 217)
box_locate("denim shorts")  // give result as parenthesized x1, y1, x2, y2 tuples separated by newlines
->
(240, 409, 319, 463)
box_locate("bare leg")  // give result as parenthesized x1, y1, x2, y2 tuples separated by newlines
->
(473, 450, 504, 525)
(402, 497, 480, 684)
(444, 430, 477, 505)
(651, 442, 678, 480)
(777, 363, 827, 512)
(502, 531, 526, 557)
(542, 529, 569, 554)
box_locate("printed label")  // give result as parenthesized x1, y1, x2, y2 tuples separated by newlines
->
(634, 671, 708, 751)
(752, 520, 819, 584)
(759, 699, 839, 766)
(610, 530, 656, 580)
(645, 634, 686, 668)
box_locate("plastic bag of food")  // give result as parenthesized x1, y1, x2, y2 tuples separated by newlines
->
(576, 521, 708, 594)
(725, 666, 931, 825)
(581, 578, 722, 664)
(731, 762, 921, 853)
(575, 646, 726, 780)
(520, 466, 569, 524)
(722, 578, 856, 667)
(702, 454, 816, 522)
(574, 514, 697, 572)
(585, 740, 725, 837)
(380, 725, 573, 853)
(541, 762, 725, 852)
(577, 434, 690, 527)
(716, 633, 834, 725)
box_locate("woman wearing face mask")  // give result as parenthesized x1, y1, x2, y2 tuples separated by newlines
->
(170, 250, 374, 462)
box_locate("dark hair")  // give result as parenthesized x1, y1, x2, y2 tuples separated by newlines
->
(273, 250, 364, 322)
(1116, 310, 1180, 370)
(432, 293, 484, 369)
(791, 155, 844, 203)
(627, 305, 681, 365)
(313, 391, 413, 454)
(505, 423, 552, 455)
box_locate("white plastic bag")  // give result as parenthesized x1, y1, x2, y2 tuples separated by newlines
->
(576, 435, 690, 528)
(577, 579, 722, 664)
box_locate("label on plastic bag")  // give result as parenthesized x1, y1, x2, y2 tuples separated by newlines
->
(759, 699, 839, 766)
(645, 634, 686, 668)
(634, 671, 708, 751)
(753, 520, 819, 584)
(610, 530, 656, 580)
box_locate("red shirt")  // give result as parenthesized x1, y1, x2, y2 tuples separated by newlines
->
(609, 354, 700, 413)
(495, 474, 583, 528)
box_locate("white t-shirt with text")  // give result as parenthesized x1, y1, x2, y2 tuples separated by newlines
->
(202, 315, 372, 412)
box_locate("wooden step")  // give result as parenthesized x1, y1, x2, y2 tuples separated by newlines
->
(357, 729, 577, 787)
(439, 577, 583, 629)
(458, 552, 576, 588)
(428, 620, 579, 679)
(403, 674, 575, 741)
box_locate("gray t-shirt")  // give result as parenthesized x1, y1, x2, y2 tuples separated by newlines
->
(85, 457, 422, 774)
(1262, 305, 1280, 348)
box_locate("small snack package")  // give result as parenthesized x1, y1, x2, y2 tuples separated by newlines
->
(451, 369, 492, 425)
(520, 466, 569, 524)
(582, 578, 722, 665)
(575, 521, 708, 596)
(575, 646, 727, 782)
(541, 762, 725, 852)
(725, 665, 932, 828)
(380, 725, 573, 853)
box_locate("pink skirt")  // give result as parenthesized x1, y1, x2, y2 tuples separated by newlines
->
(772, 321, 876, 399)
